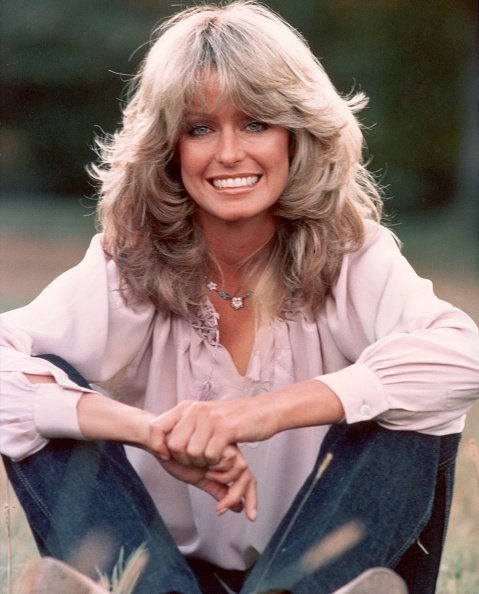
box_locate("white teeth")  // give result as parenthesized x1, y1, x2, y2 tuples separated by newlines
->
(212, 176, 259, 189)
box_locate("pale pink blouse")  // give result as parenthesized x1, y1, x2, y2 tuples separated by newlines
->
(1, 221, 478, 569)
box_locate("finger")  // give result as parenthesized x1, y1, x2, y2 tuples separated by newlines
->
(216, 498, 244, 515)
(179, 421, 234, 468)
(206, 456, 247, 484)
(211, 446, 236, 468)
(166, 403, 217, 466)
(149, 406, 187, 460)
(148, 426, 171, 461)
(166, 416, 199, 465)
(216, 470, 256, 519)
(184, 423, 217, 466)
(155, 442, 171, 462)
(195, 477, 229, 504)
(207, 445, 240, 472)
(243, 474, 258, 522)
(206, 469, 236, 484)
(203, 433, 235, 466)
(152, 406, 183, 435)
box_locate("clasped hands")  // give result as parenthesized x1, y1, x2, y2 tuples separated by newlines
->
(146, 398, 276, 522)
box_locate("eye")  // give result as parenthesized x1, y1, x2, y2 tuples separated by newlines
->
(245, 121, 267, 133)
(187, 124, 211, 137)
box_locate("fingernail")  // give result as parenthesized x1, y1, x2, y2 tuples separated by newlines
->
(217, 507, 227, 516)
(250, 509, 257, 522)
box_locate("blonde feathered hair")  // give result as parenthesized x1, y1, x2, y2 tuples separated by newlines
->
(91, 1, 382, 318)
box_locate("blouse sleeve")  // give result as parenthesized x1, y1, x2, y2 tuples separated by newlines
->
(0, 234, 156, 460)
(318, 222, 479, 435)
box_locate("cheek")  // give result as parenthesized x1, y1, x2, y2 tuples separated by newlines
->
(177, 141, 201, 177)
(274, 140, 291, 181)
(179, 159, 201, 190)
(272, 131, 291, 165)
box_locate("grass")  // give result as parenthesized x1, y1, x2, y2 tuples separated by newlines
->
(1, 196, 478, 592)
(436, 415, 479, 594)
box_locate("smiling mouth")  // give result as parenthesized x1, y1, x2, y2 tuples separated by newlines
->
(210, 175, 260, 189)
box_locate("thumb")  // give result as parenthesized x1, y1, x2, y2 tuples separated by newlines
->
(149, 408, 182, 460)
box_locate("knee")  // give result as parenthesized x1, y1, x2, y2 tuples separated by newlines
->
(34, 354, 90, 389)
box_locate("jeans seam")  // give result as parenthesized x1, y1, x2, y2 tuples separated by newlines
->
(386, 500, 434, 568)
(385, 445, 443, 568)
(437, 453, 457, 472)
(386, 452, 456, 568)
(440, 465, 455, 548)
(9, 461, 55, 525)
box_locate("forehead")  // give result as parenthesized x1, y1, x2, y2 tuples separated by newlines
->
(183, 72, 233, 114)
(178, 67, 287, 126)
(184, 76, 221, 111)
(184, 95, 248, 122)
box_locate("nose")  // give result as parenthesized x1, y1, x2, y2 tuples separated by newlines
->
(216, 128, 244, 166)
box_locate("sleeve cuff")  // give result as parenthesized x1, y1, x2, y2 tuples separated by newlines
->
(316, 363, 389, 423)
(34, 383, 85, 439)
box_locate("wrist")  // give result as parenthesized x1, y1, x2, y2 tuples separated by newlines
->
(77, 391, 155, 446)
(124, 406, 156, 448)
(266, 380, 345, 434)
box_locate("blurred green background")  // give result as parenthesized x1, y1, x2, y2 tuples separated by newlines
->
(2, 0, 477, 205)
(1, 0, 478, 315)
(1, 4, 478, 592)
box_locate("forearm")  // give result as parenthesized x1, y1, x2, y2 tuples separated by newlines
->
(76, 379, 343, 447)
(261, 379, 345, 436)
(154, 379, 345, 467)
(26, 373, 154, 448)
(77, 391, 155, 447)
(26, 374, 256, 518)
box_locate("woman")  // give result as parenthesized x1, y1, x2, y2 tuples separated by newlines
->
(1, 2, 478, 593)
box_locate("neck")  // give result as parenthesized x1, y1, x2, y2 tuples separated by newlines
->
(201, 217, 276, 272)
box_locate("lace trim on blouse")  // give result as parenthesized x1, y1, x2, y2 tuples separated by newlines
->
(192, 299, 220, 346)
(191, 300, 220, 400)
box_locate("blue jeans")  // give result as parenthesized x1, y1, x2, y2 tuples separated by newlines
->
(2, 355, 460, 594)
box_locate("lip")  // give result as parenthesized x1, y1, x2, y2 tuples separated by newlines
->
(208, 174, 262, 190)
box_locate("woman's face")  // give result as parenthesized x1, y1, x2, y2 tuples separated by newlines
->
(177, 85, 290, 230)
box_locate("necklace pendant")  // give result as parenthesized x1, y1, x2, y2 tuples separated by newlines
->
(231, 296, 244, 310)
(206, 279, 253, 311)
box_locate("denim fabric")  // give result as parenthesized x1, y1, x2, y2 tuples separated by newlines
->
(2, 355, 460, 594)
(241, 422, 460, 594)
(3, 438, 201, 594)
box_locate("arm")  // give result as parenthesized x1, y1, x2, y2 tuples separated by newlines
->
(20, 376, 257, 520)
(1, 235, 256, 518)
(150, 223, 479, 466)
(319, 222, 479, 434)
(148, 379, 344, 467)
(77, 390, 257, 520)
(0, 234, 155, 460)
